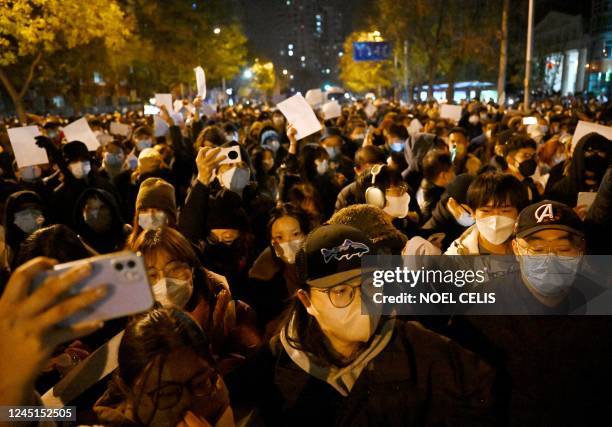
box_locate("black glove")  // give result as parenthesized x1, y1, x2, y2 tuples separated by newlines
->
(35, 135, 53, 149)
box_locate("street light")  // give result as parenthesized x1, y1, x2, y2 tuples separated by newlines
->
(282, 69, 288, 75)
(243, 69, 253, 79)
(213, 27, 221, 35)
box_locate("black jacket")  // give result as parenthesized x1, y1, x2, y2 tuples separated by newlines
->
(249, 320, 497, 427)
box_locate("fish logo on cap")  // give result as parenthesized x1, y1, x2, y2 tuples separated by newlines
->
(321, 239, 370, 263)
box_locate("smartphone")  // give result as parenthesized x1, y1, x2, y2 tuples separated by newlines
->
(522, 116, 538, 125)
(144, 105, 160, 116)
(218, 145, 242, 166)
(32, 251, 154, 326)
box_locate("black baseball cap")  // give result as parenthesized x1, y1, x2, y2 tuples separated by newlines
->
(514, 200, 584, 239)
(296, 224, 372, 288)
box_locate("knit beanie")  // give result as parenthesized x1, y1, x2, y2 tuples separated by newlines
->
(136, 177, 176, 214)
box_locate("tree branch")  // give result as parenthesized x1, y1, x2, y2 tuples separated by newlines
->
(18, 52, 43, 99)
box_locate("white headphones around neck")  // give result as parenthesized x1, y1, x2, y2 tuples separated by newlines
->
(365, 164, 386, 208)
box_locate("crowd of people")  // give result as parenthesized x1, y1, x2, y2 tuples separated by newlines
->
(0, 93, 611, 426)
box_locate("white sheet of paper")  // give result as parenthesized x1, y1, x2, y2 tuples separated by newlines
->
(154, 115, 169, 137)
(194, 66, 206, 99)
(155, 93, 173, 113)
(7, 126, 48, 168)
(277, 93, 322, 140)
(577, 192, 597, 210)
(110, 122, 130, 136)
(305, 89, 324, 107)
(440, 104, 463, 123)
(364, 103, 377, 118)
(321, 100, 342, 120)
(62, 117, 100, 151)
(571, 121, 612, 150)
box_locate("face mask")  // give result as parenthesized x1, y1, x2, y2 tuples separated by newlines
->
(219, 167, 250, 193)
(263, 139, 280, 153)
(539, 125, 548, 134)
(306, 293, 379, 344)
(20, 166, 41, 182)
(262, 159, 275, 172)
(152, 277, 193, 308)
(83, 208, 112, 233)
(136, 139, 153, 151)
(450, 145, 457, 162)
(517, 158, 537, 177)
(69, 161, 91, 179)
(315, 159, 329, 175)
(353, 133, 365, 141)
(455, 210, 475, 227)
(584, 154, 609, 181)
(14, 209, 44, 234)
(273, 238, 303, 264)
(475, 215, 515, 245)
(324, 146, 338, 159)
(104, 153, 124, 169)
(138, 211, 168, 230)
(47, 130, 59, 140)
(390, 141, 405, 152)
(485, 129, 493, 140)
(468, 114, 480, 125)
(383, 193, 410, 218)
(520, 255, 580, 297)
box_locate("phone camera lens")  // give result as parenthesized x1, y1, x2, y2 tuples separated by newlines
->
(115, 263, 124, 271)
(228, 150, 238, 160)
(127, 260, 136, 269)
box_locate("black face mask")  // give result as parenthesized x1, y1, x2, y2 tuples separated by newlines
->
(518, 158, 537, 177)
(584, 154, 609, 181)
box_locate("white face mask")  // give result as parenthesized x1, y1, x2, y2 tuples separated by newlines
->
(306, 293, 379, 344)
(324, 146, 338, 159)
(485, 129, 493, 140)
(69, 161, 91, 179)
(138, 211, 168, 230)
(315, 159, 329, 175)
(520, 255, 580, 297)
(136, 139, 153, 151)
(383, 193, 410, 218)
(14, 209, 44, 234)
(219, 167, 250, 193)
(273, 238, 304, 264)
(152, 277, 193, 308)
(475, 215, 515, 245)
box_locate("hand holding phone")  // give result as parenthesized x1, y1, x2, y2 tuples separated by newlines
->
(32, 251, 154, 326)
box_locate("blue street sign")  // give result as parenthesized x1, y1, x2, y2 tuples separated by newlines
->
(352, 42, 392, 61)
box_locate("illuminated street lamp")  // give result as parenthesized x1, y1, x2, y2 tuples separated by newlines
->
(243, 69, 253, 79)
(213, 27, 221, 35)
(282, 69, 288, 75)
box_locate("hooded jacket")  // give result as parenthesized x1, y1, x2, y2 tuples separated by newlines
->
(3, 191, 48, 266)
(73, 188, 129, 254)
(548, 133, 612, 206)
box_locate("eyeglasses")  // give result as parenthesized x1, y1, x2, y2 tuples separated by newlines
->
(312, 278, 362, 308)
(516, 238, 583, 256)
(146, 370, 219, 410)
(147, 261, 192, 283)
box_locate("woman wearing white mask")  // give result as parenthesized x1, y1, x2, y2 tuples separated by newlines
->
(249, 224, 496, 426)
(129, 226, 261, 375)
(446, 172, 528, 255)
(249, 204, 311, 329)
(126, 177, 176, 247)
